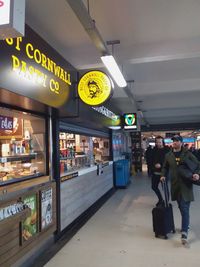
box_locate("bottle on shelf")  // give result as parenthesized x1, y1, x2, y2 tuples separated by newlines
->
(24, 140, 30, 153)
(10, 138, 16, 155)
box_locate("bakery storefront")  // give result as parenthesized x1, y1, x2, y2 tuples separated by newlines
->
(0, 25, 75, 267)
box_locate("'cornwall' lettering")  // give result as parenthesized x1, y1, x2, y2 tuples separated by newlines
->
(6, 38, 71, 86)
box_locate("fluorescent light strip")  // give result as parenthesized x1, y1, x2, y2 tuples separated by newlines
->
(101, 55, 127, 87)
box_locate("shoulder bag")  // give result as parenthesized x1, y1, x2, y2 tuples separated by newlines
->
(178, 158, 200, 186)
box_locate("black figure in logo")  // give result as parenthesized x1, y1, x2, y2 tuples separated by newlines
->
(88, 80, 102, 99)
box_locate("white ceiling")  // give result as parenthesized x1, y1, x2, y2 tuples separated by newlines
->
(26, 0, 200, 128)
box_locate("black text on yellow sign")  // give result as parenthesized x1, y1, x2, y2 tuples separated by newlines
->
(5, 37, 71, 96)
(78, 70, 113, 106)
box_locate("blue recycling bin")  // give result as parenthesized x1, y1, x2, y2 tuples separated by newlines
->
(114, 159, 130, 188)
(122, 159, 130, 185)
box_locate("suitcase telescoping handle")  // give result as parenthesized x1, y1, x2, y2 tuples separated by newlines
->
(161, 179, 169, 207)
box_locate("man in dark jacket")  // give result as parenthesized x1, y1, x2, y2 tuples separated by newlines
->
(151, 136, 169, 207)
(161, 135, 200, 245)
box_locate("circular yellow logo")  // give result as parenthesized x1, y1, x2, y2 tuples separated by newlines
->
(78, 71, 113, 106)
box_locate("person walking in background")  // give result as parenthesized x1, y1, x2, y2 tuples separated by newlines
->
(160, 135, 200, 245)
(145, 145, 153, 177)
(151, 136, 169, 207)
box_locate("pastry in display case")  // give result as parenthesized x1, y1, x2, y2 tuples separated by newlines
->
(0, 152, 45, 183)
(0, 107, 46, 185)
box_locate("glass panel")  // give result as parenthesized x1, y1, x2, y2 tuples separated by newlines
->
(59, 132, 110, 176)
(0, 107, 46, 185)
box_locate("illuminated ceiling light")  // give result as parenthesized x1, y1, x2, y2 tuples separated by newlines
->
(101, 55, 127, 88)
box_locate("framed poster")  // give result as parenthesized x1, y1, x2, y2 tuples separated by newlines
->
(0, 117, 23, 139)
(40, 188, 53, 230)
(22, 194, 37, 242)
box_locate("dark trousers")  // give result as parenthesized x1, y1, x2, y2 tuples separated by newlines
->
(147, 165, 152, 177)
(151, 174, 169, 203)
(177, 197, 190, 234)
(152, 174, 163, 202)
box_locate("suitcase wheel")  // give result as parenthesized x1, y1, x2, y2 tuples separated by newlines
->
(155, 234, 158, 238)
(173, 230, 176, 233)
(164, 235, 168, 239)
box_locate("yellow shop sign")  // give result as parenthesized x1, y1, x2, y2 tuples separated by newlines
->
(78, 71, 113, 106)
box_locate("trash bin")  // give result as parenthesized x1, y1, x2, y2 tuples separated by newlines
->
(114, 159, 130, 188)
(122, 159, 130, 185)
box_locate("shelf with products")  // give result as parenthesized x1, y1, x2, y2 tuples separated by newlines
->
(60, 154, 89, 175)
(0, 153, 37, 163)
(60, 157, 74, 160)
(0, 107, 47, 185)
(59, 132, 110, 176)
(60, 133, 94, 176)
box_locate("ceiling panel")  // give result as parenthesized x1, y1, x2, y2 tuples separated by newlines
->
(25, 0, 200, 128)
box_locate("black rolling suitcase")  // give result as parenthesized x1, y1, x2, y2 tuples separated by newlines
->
(152, 180, 175, 239)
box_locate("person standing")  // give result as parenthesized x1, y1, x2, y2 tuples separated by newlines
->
(145, 145, 153, 177)
(160, 135, 200, 245)
(151, 136, 169, 207)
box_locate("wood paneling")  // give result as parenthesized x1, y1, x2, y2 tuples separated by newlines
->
(0, 180, 56, 267)
(0, 228, 19, 247)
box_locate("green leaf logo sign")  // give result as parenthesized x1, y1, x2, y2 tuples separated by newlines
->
(125, 114, 136, 126)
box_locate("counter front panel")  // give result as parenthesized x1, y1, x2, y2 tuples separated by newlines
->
(0, 180, 56, 267)
(60, 163, 113, 230)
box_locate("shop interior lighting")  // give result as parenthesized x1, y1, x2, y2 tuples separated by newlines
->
(101, 55, 127, 87)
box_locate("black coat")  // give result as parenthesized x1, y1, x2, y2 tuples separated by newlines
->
(152, 146, 170, 174)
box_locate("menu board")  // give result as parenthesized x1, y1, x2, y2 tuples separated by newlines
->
(41, 188, 53, 230)
(22, 194, 37, 242)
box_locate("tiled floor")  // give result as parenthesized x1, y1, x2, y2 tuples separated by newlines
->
(45, 172, 200, 267)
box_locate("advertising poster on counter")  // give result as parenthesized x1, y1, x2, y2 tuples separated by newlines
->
(41, 188, 53, 230)
(22, 194, 37, 242)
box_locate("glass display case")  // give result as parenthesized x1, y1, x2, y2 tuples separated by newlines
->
(59, 132, 110, 176)
(0, 107, 46, 185)
(92, 137, 110, 162)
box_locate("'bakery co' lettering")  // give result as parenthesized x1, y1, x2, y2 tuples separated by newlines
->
(5, 37, 71, 95)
